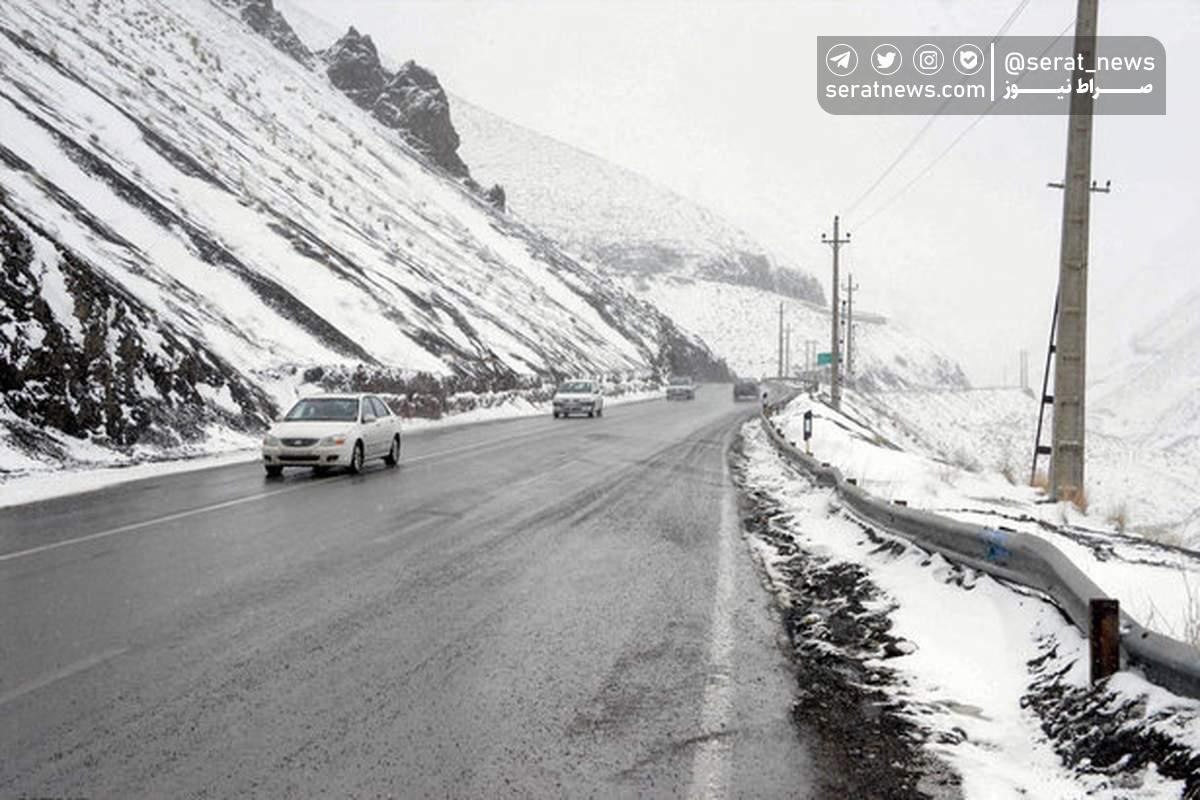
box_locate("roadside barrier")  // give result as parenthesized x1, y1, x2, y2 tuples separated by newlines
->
(758, 397, 1200, 701)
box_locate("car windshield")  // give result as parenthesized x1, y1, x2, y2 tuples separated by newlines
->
(558, 382, 593, 393)
(737, 380, 756, 388)
(284, 398, 360, 422)
(669, 377, 691, 386)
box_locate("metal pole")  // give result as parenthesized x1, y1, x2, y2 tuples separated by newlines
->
(1089, 598, 1120, 684)
(822, 217, 850, 410)
(1049, 0, 1099, 502)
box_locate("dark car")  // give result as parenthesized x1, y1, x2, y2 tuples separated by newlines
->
(733, 378, 759, 402)
(666, 376, 696, 401)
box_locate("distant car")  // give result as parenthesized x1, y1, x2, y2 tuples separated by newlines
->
(553, 379, 604, 418)
(262, 393, 401, 477)
(733, 378, 760, 402)
(666, 376, 696, 401)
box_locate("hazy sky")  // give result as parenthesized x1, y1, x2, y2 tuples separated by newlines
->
(284, 0, 1199, 384)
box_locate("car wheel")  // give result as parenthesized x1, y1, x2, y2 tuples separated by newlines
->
(384, 435, 400, 467)
(587, 409, 595, 418)
(553, 411, 560, 419)
(348, 441, 365, 474)
(265, 465, 283, 478)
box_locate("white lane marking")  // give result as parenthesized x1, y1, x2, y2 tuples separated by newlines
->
(0, 646, 128, 708)
(689, 458, 739, 799)
(0, 482, 317, 565)
(0, 424, 563, 566)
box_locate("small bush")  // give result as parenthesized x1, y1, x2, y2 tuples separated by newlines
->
(1106, 503, 1129, 534)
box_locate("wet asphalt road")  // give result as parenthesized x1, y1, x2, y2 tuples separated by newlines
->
(0, 388, 819, 798)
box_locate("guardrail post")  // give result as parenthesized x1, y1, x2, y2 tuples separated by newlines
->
(1089, 598, 1120, 684)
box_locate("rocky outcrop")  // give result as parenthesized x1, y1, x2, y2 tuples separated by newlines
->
(484, 183, 506, 212)
(235, 0, 312, 67)
(323, 26, 385, 109)
(374, 61, 468, 177)
(323, 28, 469, 177)
(0, 203, 275, 453)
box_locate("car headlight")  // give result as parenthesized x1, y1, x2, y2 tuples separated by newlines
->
(263, 434, 281, 446)
(318, 434, 348, 446)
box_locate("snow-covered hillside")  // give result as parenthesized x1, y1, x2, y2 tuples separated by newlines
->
(849, 386, 1200, 550)
(626, 276, 968, 390)
(0, 0, 726, 472)
(450, 97, 824, 303)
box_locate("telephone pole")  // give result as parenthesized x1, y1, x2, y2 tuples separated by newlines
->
(784, 324, 793, 376)
(777, 302, 784, 378)
(843, 274, 859, 383)
(1049, 0, 1099, 502)
(821, 216, 850, 410)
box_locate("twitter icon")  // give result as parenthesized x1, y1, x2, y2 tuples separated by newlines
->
(871, 44, 902, 76)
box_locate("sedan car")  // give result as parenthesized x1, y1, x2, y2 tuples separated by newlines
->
(666, 376, 696, 401)
(262, 393, 401, 476)
(552, 379, 604, 418)
(733, 378, 760, 402)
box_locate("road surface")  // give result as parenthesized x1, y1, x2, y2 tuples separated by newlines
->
(0, 388, 820, 797)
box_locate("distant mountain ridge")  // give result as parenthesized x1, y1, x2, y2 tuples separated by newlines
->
(451, 96, 825, 304)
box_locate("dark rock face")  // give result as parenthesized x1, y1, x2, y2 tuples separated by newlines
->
(323, 30, 469, 177)
(323, 26, 385, 109)
(375, 61, 468, 177)
(1, 204, 275, 453)
(237, 0, 312, 67)
(484, 183, 506, 212)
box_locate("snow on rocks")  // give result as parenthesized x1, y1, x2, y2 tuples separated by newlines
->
(735, 419, 1197, 798)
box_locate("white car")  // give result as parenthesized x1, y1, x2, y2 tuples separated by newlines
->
(552, 379, 605, 418)
(262, 393, 401, 476)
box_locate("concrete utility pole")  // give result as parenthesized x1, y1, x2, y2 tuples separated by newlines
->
(777, 302, 785, 378)
(843, 275, 859, 383)
(784, 324, 793, 377)
(821, 216, 850, 410)
(1049, 0, 1099, 502)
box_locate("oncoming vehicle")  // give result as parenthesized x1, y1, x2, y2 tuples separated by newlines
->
(666, 376, 696, 401)
(262, 393, 401, 477)
(733, 378, 759, 402)
(553, 379, 604, 418)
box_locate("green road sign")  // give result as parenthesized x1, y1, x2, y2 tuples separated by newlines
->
(816, 352, 833, 366)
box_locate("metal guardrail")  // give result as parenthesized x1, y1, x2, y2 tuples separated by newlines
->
(758, 397, 1200, 701)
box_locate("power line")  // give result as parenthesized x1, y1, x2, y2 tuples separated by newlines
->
(841, 0, 1035, 218)
(855, 19, 1075, 231)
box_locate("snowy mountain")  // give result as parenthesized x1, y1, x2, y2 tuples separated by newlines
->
(624, 276, 968, 390)
(1089, 286, 1200, 545)
(0, 0, 727, 471)
(451, 97, 824, 303)
(447, 97, 966, 390)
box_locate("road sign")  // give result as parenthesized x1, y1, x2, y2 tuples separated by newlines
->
(817, 352, 833, 366)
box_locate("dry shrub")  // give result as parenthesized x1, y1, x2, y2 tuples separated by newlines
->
(1031, 470, 1050, 492)
(1106, 503, 1129, 534)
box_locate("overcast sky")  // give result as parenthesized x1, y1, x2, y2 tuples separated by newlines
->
(283, 0, 1199, 385)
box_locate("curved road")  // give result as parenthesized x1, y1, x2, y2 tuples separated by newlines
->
(0, 388, 819, 797)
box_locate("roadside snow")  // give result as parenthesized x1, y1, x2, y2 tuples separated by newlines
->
(740, 421, 1190, 798)
(787, 390, 1200, 643)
